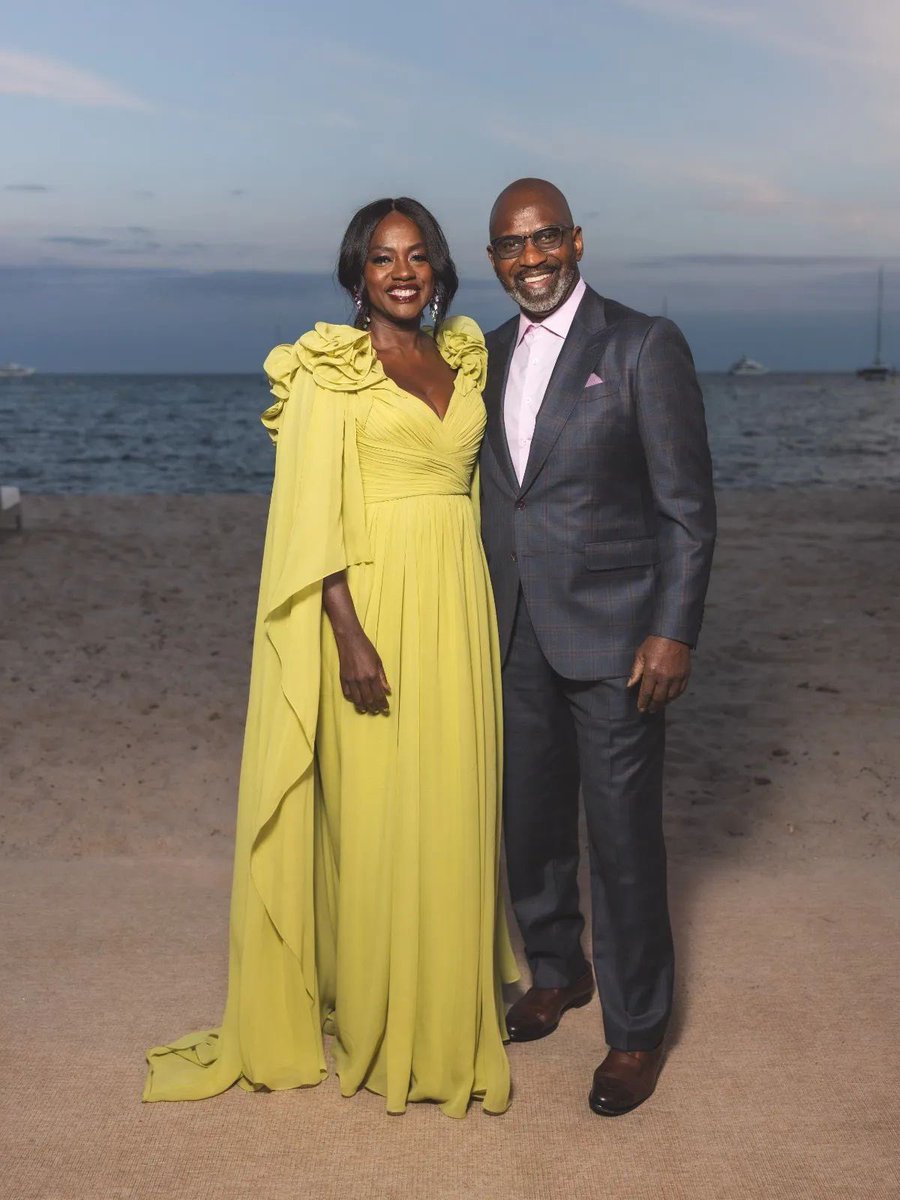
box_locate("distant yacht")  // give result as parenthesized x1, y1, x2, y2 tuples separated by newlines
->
(0, 362, 35, 379)
(728, 355, 768, 377)
(857, 267, 893, 381)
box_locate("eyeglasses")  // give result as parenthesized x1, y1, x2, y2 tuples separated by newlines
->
(489, 225, 574, 260)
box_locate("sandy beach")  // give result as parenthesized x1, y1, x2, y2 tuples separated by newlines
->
(1, 488, 898, 1199)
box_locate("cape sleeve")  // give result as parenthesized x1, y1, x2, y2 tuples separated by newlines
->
(250, 336, 371, 893)
(144, 339, 372, 1100)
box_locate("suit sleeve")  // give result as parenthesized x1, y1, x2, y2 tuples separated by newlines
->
(633, 317, 716, 646)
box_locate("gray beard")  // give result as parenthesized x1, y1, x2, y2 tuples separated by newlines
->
(503, 264, 577, 314)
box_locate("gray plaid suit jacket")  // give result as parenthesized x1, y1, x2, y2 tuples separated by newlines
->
(480, 284, 716, 680)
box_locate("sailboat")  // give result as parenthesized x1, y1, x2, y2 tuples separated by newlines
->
(857, 267, 893, 380)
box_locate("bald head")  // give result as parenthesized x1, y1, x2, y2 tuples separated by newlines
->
(489, 178, 574, 237)
(486, 177, 583, 317)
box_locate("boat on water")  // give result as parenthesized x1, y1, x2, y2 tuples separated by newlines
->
(728, 355, 768, 376)
(0, 362, 36, 379)
(857, 267, 893, 380)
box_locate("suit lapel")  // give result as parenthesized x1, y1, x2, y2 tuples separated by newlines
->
(519, 287, 610, 496)
(483, 316, 519, 492)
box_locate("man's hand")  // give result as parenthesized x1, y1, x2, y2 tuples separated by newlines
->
(627, 636, 691, 714)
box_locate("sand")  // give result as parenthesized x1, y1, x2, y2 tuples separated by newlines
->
(1, 489, 898, 1199)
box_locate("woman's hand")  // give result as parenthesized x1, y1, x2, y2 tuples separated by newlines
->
(335, 628, 391, 715)
(322, 570, 391, 714)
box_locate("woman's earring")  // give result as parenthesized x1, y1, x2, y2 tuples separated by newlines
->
(430, 289, 441, 323)
(353, 288, 370, 328)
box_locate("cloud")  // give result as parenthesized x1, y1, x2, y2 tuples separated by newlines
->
(615, 0, 900, 144)
(111, 241, 163, 255)
(632, 254, 896, 269)
(229, 189, 246, 198)
(154, 269, 330, 300)
(43, 235, 112, 247)
(4, 183, 52, 192)
(650, 160, 900, 237)
(488, 119, 793, 208)
(25, 231, 245, 264)
(487, 117, 900, 242)
(616, 1, 900, 76)
(678, 163, 794, 214)
(685, 181, 900, 239)
(0, 47, 151, 110)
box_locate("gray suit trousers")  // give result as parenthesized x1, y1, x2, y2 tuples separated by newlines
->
(503, 590, 674, 1051)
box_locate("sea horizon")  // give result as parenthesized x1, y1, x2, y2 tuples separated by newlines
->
(1, 371, 898, 494)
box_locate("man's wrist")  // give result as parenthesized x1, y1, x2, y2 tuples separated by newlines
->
(649, 633, 693, 649)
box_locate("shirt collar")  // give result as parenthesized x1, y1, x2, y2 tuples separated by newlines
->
(517, 276, 587, 344)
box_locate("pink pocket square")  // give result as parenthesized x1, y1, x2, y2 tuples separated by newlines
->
(584, 372, 604, 387)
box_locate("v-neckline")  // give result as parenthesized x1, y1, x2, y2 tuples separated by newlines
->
(370, 332, 460, 425)
(389, 372, 460, 425)
(374, 367, 460, 424)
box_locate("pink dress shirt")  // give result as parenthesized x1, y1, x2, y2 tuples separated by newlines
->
(503, 276, 587, 484)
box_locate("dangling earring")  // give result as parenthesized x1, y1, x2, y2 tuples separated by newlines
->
(353, 287, 370, 328)
(430, 288, 441, 324)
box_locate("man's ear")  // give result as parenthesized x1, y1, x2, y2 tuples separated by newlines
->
(573, 226, 584, 262)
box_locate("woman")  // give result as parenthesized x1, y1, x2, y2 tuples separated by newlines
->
(144, 198, 518, 1118)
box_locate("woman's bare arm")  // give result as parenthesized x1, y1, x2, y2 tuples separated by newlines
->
(322, 572, 391, 714)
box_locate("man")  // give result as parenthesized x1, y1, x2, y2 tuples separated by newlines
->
(480, 179, 716, 1116)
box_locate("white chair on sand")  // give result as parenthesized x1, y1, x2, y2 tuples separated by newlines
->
(0, 485, 22, 532)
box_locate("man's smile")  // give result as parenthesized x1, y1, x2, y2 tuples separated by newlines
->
(517, 266, 558, 290)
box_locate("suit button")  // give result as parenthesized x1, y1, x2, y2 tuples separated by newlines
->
(515, 500, 526, 510)
(510, 552, 518, 563)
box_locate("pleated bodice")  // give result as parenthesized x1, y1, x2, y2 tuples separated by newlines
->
(356, 377, 485, 504)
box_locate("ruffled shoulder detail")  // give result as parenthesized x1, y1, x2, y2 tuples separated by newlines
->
(260, 342, 300, 439)
(435, 316, 487, 389)
(296, 322, 381, 393)
(261, 323, 380, 439)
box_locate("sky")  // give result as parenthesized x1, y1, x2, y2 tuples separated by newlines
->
(2, 0, 900, 371)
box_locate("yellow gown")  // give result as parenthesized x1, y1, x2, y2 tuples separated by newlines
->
(144, 316, 518, 1117)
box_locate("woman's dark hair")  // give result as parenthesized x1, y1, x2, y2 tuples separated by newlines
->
(337, 197, 459, 332)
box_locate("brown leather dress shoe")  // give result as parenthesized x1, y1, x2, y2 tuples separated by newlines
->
(505, 969, 594, 1042)
(589, 1045, 665, 1116)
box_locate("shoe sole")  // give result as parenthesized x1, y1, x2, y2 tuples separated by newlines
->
(506, 991, 594, 1043)
(588, 1087, 657, 1117)
(588, 1097, 642, 1117)
(588, 1073, 661, 1117)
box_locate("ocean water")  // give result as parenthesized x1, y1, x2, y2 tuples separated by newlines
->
(0, 372, 897, 493)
